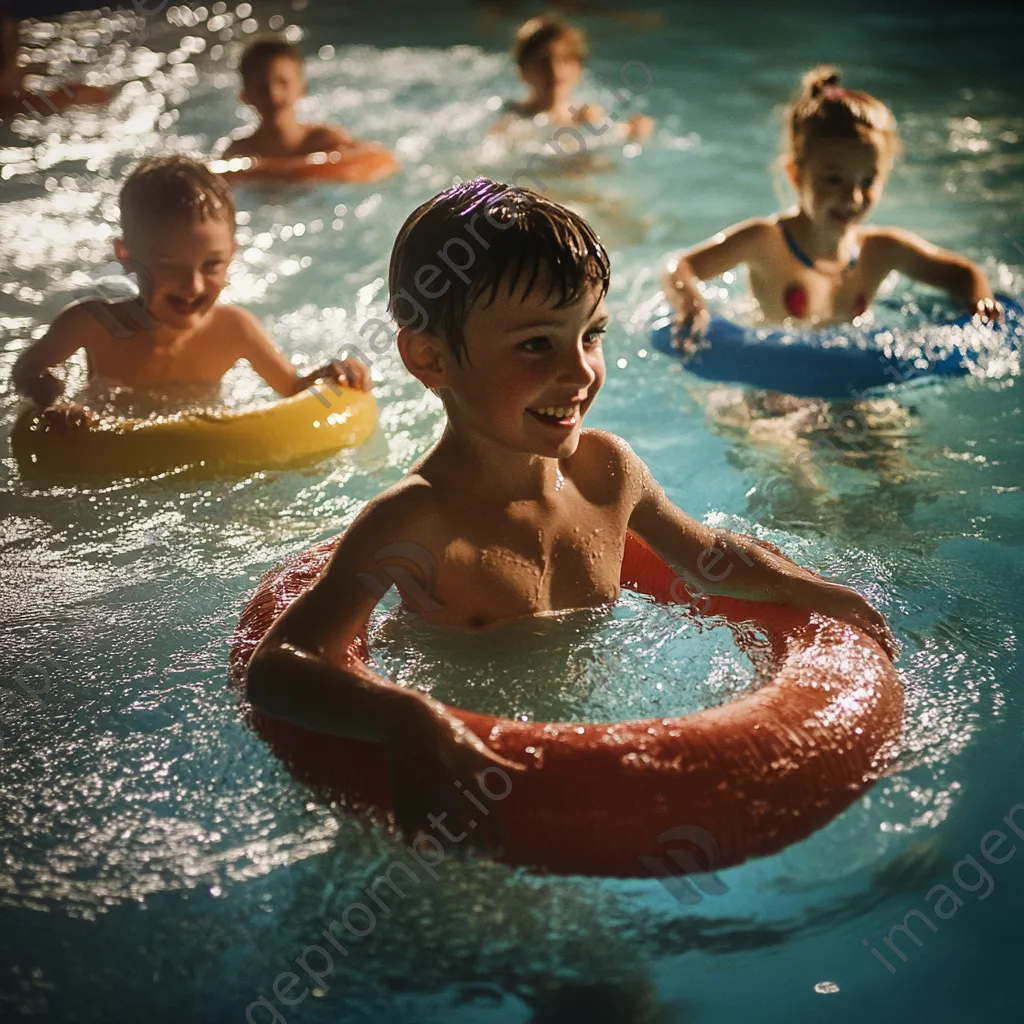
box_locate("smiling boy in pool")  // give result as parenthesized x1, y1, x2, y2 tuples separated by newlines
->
(11, 155, 370, 426)
(246, 177, 897, 842)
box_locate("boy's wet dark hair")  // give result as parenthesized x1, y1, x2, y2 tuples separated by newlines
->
(120, 155, 235, 244)
(513, 14, 586, 70)
(388, 177, 610, 363)
(238, 35, 303, 88)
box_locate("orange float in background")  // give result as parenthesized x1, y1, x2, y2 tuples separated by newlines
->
(210, 144, 398, 186)
(0, 82, 111, 120)
(230, 530, 903, 878)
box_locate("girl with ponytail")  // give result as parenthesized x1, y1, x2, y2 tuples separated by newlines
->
(662, 65, 1000, 340)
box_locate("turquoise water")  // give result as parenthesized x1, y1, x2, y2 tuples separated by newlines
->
(1, 1, 1022, 1021)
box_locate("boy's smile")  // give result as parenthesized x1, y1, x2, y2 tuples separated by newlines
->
(115, 216, 236, 331)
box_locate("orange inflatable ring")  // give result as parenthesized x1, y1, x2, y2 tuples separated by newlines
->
(0, 83, 111, 120)
(230, 530, 903, 878)
(210, 145, 398, 185)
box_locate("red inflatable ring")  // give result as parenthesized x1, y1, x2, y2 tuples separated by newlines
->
(230, 531, 903, 878)
(0, 83, 111, 120)
(210, 145, 398, 185)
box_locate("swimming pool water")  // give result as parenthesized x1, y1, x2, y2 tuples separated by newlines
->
(1, 2, 1022, 1022)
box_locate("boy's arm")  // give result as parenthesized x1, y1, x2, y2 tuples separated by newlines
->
(247, 485, 522, 843)
(869, 227, 1000, 319)
(625, 451, 898, 659)
(232, 308, 372, 395)
(11, 303, 94, 408)
(662, 219, 774, 337)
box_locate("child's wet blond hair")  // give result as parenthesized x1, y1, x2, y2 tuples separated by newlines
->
(784, 65, 901, 167)
(120, 155, 235, 244)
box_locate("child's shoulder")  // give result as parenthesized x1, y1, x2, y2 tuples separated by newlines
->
(573, 428, 647, 489)
(303, 123, 352, 152)
(52, 298, 151, 343)
(346, 471, 448, 550)
(199, 303, 266, 349)
(692, 215, 782, 253)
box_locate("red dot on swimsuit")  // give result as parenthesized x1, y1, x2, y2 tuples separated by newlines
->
(784, 285, 867, 319)
(784, 283, 808, 318)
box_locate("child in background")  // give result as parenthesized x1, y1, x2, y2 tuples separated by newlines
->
(497, 14, 653, 142)
(662, 65, 1000, 341)
(1, 6, 109, 119)
(246, 177, 896, 843)
(12, 155, 370, 428)
(221, 35, 393, 162)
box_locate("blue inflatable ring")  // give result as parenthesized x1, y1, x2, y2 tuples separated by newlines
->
(650, 295, 1022, 399)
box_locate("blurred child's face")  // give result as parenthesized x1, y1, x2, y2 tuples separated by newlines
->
(242, 55, 305, 123)
(521, 38, 582, 100)
(439, 275, 608, 460)
(115, 215, 236, 330)
(792, 136, 889, 235)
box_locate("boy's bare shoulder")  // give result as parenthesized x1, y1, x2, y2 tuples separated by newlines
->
(572, 428, 647, 495)
(53, 298, 150, 344)
(326, 472, 446, 578)
(305, 124, 352, 151)
(201, 303, 265, 348)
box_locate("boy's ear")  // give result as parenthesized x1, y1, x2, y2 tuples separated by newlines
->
(113, 237, 131, 269)
(398, 327, 449, 390)
(784, 159, 800, 190)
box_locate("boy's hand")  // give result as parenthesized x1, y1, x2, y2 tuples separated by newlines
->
(793, 577, 900, 661)
(26, 371, 64, 410)
(317, 357, 373, 392)
(38, 403, 95, 433)
(387, 701, 525, 851)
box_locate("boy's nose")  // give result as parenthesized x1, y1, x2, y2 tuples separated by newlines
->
(182, 271, 204, 297)
(561, 343, 598, 387)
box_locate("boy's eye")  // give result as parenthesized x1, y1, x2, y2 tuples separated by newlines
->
(518, 336, 551, 353)
(203, 261, 225, 273)
(584, 327, 606, 346)
(862, 176, 877, 190)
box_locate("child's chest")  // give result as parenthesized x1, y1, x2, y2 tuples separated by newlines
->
(425, 503, 628, 629)
(88, 323, 235, 385)
(750, 233, 891, 324)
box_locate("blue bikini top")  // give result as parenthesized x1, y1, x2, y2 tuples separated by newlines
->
(781, 223, 859, 270)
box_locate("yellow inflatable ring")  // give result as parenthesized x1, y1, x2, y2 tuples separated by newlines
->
(210, 145, 398, 185)
(11, 386, 376, 482)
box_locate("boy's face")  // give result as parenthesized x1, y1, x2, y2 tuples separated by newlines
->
(115, 215, 236, 330)
(521, 38, 582, 100)
(242, 55, 306, 124)
(438, 275, 608, 460)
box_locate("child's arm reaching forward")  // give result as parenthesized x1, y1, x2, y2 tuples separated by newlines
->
(662, 219, 774, 341)
(232, 307, 373, 395)
(626, 447, 898, 659)
(865, 227, 1001, 321)
(246, 483, 524, 845)
(11, 303, 103, 428)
